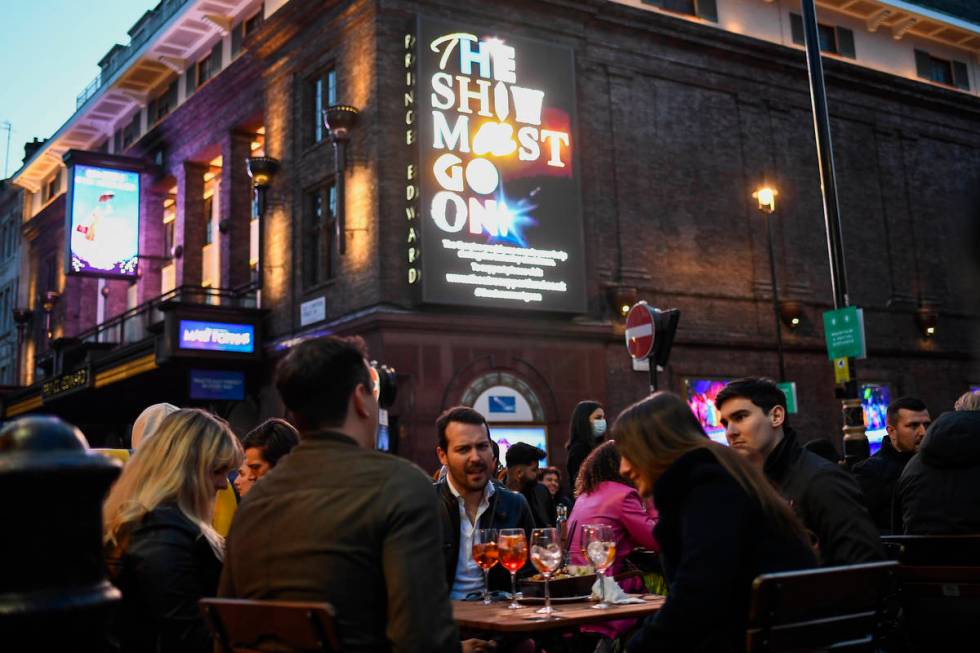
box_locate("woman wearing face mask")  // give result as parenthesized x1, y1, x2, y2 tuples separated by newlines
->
(565, 400, 606, 496)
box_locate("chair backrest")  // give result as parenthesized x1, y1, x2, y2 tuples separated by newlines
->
(879, 535, 980, 648)
(200, 598, 341, 653)
(746, 561, 898, 653)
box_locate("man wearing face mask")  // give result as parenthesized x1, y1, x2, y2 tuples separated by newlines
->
(505, 443, 556, 528)
(565, 401, 606, 491)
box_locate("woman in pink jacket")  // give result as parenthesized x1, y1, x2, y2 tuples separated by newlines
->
(568, 440, 660, 643)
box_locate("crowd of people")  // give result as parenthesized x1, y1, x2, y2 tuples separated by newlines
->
(86, 333, 980, 652)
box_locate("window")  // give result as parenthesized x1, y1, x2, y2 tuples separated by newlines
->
(232, 10, 264, 57)
(310, 68, 337, 144)
(44, 170, 61, 203)
(302, 182, 337, 287)
(122, 111, 141, 149)
(149, 79, 178, 124)
(203, 196, 214, 245)
(197, 42, 222, 88)
(790, 14, 855, 59)
(915, 50, 970, 90)
(643, 0, 718, 22)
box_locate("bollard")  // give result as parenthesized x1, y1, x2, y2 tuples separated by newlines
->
(0, 416, 122, 651)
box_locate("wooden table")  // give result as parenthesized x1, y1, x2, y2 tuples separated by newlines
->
(453, 594, 664, 633)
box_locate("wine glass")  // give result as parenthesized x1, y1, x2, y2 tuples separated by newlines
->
(530, 528, 562, 617)
(472, 528, 499, 605)
(497, 528, 528, 609)
(584, 523, 616, 609)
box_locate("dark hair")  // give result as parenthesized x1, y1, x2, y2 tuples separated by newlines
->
(435, 406, 489, 452)
(613, 392, 809, 545)
(505, 442, 546, 467)
(714, 377, 787, 417)
(540, 466, 561, 481)
(566, 400, 602, 450)
(886, 396, 928, 426)
(490, 438, 500, 463)
(574, 441, 627, 497)
(802, 438, 840, 464)
(242, 418, 300, 467)
(274, 336, 371, 431)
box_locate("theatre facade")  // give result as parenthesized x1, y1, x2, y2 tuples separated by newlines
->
(5, 0, 979, 472)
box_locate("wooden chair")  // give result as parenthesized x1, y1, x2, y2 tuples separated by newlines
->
(745, 561, 898, 652)
(200, 598, 341, 653)
(880, 535, 980, 649)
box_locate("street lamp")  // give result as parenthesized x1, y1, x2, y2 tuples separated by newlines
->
(322, 104, 359, 255)
(753, 186, 786, 382)
(41, 291, 60, 341)
(246, 155, 281, 291)
(11, 307, 32, 385)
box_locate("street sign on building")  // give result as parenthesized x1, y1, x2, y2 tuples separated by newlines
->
(777, 381, 798, 414)
(823, 306, 866, 360)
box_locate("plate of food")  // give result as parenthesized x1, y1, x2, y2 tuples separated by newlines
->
(518, 565, 594, 598)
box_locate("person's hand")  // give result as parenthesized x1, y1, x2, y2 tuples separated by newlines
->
(462, 638, 496, 653)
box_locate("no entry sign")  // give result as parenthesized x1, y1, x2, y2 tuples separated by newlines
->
(625, 303, 656, 360)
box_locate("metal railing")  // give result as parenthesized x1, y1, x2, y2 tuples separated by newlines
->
(72, 282, 259, 348)
(75, 0, 191, 110)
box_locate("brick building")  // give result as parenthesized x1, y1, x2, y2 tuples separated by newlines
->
(4, 0, 979, 475)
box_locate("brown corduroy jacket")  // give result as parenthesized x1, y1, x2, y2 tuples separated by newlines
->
(219, 430, 460, 652)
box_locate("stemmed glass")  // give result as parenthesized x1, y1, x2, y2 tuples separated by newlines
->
(497, 528, 528, 610)
(472, 528, 499, 605)
(583, 524, 616, 609)
(529, 528, 562, 617)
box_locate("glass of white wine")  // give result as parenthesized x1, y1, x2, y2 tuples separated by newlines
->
(529, 527, 562, 617)
(583, 523, 616, 609)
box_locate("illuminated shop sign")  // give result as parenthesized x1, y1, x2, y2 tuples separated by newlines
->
(65, 163, 141, 278)
(178, 320, 255, 353)
(408, 18, 587, 312)
(189, 369, 246, 401)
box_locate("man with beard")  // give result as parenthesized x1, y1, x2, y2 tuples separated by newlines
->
(505, 442, 557, 528)
(435, 407, 535, 599)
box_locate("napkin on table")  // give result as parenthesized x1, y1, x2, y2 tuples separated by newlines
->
(591, 575, 646, 604)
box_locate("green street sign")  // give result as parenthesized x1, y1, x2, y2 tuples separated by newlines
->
(778, 381, 798, 414)
(823, 306, 866, 360)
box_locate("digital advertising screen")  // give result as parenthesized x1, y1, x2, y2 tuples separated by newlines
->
(491, 425, 549, 466)
(684, 378, 730, 445)
(65, 163, 140, 278)
(189, 369, 246, 401)
(860, 383, 891, 455)
(178, 320, 255, 354)
(409, 17, 587, 312)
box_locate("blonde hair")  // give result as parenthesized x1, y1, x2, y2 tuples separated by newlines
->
(104, 408, 243, 559)
(613, 392, 809, 545)
(954, 390, 980, 411)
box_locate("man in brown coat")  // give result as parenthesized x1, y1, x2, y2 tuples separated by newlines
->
(220, 336, 485, 652)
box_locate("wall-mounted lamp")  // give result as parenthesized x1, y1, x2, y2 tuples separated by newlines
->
(607, 285, 637, 319)
(12, 307, 32, 385)
(322, 104, 360, 255)
(41, 291, 60, 340)
(915, 306, 937, 338)
(247, 156, 281, 291)
(779, 300, 803, 330)
(753, 186, 777, 214)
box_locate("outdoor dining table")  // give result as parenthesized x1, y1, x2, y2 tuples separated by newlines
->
(452, 594, 665, 633)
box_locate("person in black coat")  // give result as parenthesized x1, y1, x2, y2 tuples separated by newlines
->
(896, 407, 980, 534)
(715, 378, 882, 566)
(852, 397, 930, 532)
(103, 409, 243, 653)
(565, 400, 605, 492)
(614, 393, 817, 653)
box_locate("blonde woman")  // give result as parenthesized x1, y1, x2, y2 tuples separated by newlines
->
(103, 408, 243, 653)
(613, 393, 816, 653)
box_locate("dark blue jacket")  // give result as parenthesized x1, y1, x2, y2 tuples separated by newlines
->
(629, 448, 817, 653)
(851, 437, 914, 533)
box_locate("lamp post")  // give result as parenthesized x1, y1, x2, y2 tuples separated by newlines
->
(322, 105, 359, 255)
(41, 291, 60, 341)
(753, 186, 786, 382)
(246, 155, 280, 292)
(11, 307, 31, 385)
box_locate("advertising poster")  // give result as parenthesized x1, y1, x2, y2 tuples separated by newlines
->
(66, 163, 141, 278)
(411, 17, 587, 312)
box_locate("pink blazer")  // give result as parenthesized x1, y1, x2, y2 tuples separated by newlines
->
(567, 480, 660, 575)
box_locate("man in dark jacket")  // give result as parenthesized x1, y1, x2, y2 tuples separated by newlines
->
(852, 397, 930, 532)
(896, 408, 980, 534)
(504, 442, 557, 528)
(434, 406, 535, 597)
(219, 337, 485, 653)
(716, 378, 882, 566)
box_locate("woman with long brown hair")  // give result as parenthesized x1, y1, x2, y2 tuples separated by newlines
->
(104, 408, 243, 653)
(614, 393, 816, 653)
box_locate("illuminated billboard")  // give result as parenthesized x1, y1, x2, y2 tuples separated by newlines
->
(65, 163, 141, 278)
(684, 378, 731, 445)
(178, 320, 255, 354)
(407, 18, 586, 312)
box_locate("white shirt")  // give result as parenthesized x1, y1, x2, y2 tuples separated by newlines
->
(447, 475, 495, 600)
